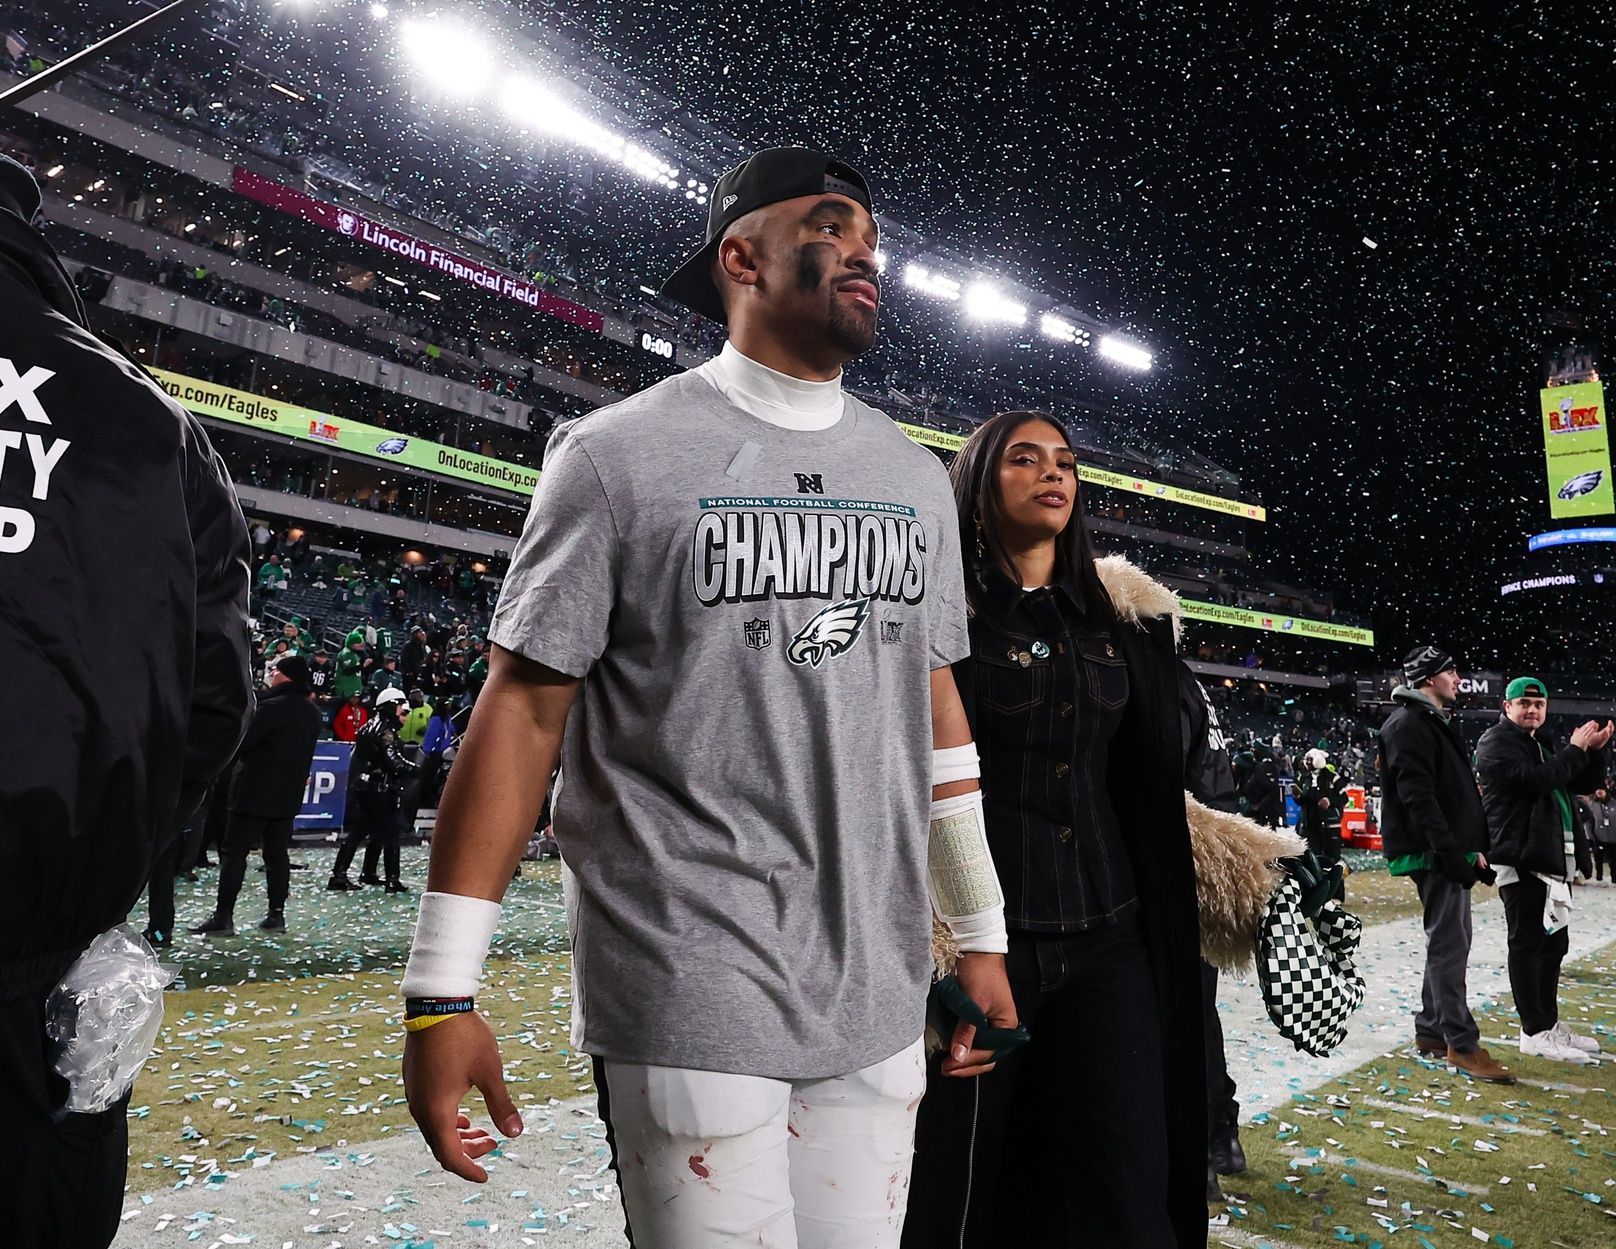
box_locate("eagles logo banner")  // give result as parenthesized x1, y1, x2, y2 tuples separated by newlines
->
(1542, 381, 1615, 519)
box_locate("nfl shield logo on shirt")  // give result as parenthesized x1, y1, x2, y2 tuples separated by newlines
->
(743, 618, 772, 650)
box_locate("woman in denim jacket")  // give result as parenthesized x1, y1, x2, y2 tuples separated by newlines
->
(905, 411, 1293, 1248)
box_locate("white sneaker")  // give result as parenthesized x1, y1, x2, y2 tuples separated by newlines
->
(1521, 1028, 1593, 1065)
(1552, 1021, 1601, 1054)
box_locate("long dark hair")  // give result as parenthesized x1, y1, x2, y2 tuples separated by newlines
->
(949, 410, 1115, 626)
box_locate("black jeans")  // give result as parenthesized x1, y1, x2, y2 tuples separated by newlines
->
(1594, 843, 1616, 882)
(216, 813, 294, 919)
(1500, 874, 1570, 1036)
(905, 914, 1173, 1248)
(1202, 960, 1239, 1148)
(333, 789, 400, 882)
(0, 984, 130, 1249)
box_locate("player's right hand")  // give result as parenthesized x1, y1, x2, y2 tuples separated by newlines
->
(403, 1011, 523, 1182)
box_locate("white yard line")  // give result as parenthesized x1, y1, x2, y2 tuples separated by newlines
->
(1218, 885, 1616, 1117)
(1516, 1078, 1599, 1094)
(1358, 1096, 1547, 1136)
(1211, 1227, 1312, 1249)
(1283, 1150, 1491, 1196)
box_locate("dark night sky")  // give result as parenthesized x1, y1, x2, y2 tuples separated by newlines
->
(519, 0, 1616, 664)
(64, 0, 1616, 665)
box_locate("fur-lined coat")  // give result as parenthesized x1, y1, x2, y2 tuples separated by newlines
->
(936, 555, 1301, 1248)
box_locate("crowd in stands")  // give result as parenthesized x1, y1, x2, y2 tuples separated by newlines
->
(2, 2, 730, 361)
(245, 523, 499, 746)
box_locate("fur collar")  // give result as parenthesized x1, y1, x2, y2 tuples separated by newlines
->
(1095, 555, 1182, 645)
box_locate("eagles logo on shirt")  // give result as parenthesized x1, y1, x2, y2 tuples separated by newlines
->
(786, 598, 869, 667)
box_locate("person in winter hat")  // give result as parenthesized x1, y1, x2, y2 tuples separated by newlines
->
(190, 655, 323, 937)
(1380, 646, 1513, 1082)
(1474, 677, 1611, 1065)
(334, 629, 367, 700)
(1293, 745, 1349, 882)
(1235, 743, 1283, 828)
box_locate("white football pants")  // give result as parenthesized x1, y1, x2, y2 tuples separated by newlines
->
(603, 1038, 926, 1249)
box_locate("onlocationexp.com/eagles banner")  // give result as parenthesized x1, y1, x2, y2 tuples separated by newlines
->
(152, 367, 1360, 642)
(150, 367, 541, 496)
(1541, 380, 1615, 519)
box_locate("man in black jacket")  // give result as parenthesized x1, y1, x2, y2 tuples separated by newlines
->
(0, 156, 254, 1249)
(1580, 782, 1616, 882)
(1379, 646, 1513, 1083)
(191, 656, 324, 936)
(1474, 677, 1611, 1064)
(1240, 745, 1284, 828)
(1293, 747, 1349, 873)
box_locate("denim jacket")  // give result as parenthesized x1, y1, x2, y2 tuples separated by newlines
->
(956, 566, 1137, 932)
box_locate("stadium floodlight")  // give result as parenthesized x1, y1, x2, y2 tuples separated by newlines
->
(502, 78, 688, 193)
(903, 263, 961, 301)
(1040, 313, 1076, 342)
(1040, 313, 1093, 346)
(400, 20, 494, 96)
(964, 282, 1027, 326)
(1097, 335, 1153, 371)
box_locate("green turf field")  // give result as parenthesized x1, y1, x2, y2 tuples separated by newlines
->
(1215, 942, 1616, 1248)
(126, 846, 1616, 1246)
(125, 852, 581, 1193)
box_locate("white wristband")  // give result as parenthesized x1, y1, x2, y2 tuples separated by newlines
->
(932, 743, 982, 787)
(400, 891, 502, 999)
(928, 789, 1009, 955)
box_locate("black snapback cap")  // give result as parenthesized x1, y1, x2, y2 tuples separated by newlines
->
(660, 146, 874, 324)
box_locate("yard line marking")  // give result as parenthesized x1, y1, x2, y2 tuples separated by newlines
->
(167, 1000, 568, 1036)
(1284, 1150, 1490, 1195)
(1517, 1078, 1597, 1094)
(1212, 1229, 1311, 1249)
(1359, 1096, 1547, 1136)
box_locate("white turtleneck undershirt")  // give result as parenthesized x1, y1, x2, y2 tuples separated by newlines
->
(692, 340, 845, 432)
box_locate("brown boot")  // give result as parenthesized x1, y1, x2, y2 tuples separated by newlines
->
(1449, 1046, 1516, 1083)
(1415, 1034, 1445, 1057)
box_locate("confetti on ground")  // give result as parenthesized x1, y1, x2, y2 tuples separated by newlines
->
(113, 853, 1616, 1247)
(1216, 879, 1616, 1248)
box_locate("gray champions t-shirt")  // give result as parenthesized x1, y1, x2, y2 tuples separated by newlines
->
(488, 370, 969, 1078)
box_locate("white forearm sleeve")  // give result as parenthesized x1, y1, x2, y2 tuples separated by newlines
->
(929, 744, 1008, 955)
(400, 891, 502, 999)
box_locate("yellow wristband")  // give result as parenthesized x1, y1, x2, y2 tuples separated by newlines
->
(403, 1010, 468, 1033)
